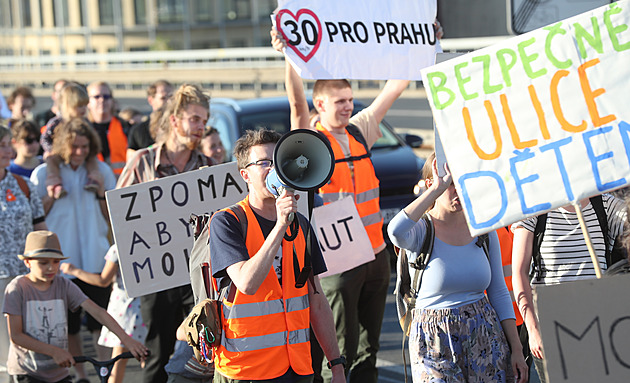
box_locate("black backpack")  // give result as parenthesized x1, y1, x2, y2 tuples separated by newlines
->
(531, 195, 628, 281)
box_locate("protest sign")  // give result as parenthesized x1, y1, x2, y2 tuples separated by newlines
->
(534, 275, 630, 382)
(275, 0, 438, 80)
(421, 1, 630, 236)
(312, 196, 374, 278)
(108, 161, 311, 298)
(107, 162, 248, 298)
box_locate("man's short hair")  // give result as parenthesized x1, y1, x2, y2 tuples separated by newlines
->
(51, 118, 101, 164)
(10, 119, 40, 141)
(156, 84, 209, 144)
(147, 80, 173, 98)
(7, 86, 35, 106)
(312, 79, 352, 101)
(233, 129, 281, 169)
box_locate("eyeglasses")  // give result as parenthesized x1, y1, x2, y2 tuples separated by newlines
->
(245, 159, 273, 169)
(24, 136, 39, 144)
(91, 94, 112, 100)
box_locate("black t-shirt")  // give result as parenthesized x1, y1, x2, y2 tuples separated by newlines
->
(209, 209, 327, 290)
(127, 119, 154, 150)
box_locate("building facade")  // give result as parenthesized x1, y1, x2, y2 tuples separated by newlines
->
(0, 0, 277, 56)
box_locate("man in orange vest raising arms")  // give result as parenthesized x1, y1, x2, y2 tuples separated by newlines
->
(208, 129, 345, 383)
(272, 29, 409, 383)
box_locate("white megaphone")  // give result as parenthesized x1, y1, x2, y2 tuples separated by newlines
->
(266, 130, 335, 219)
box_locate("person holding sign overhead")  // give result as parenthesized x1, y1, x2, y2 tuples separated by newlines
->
(272, 27, 410, 383)
(208, 129, 344, 383)
(116, 84, 215, 383)
(388, 153, 527, 382)
(511, 194, 626, 382)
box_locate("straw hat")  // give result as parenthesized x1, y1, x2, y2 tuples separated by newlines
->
(18, 231, 68, 260)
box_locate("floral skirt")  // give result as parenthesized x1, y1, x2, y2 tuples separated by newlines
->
(409, 296, 513, 383)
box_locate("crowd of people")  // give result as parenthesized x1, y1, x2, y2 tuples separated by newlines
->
(0, 28, 628, 383)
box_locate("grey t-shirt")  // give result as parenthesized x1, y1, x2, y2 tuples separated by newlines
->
(2, 274, 87, 381)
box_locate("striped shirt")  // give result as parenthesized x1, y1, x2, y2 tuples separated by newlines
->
(513, 194, 626, 285)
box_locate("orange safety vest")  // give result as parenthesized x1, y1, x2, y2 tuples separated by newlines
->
(316, 123, 384, 250)
(496, 226, 523, 326)
(213, 197, 313, 380)
(96, 117, 127, 175)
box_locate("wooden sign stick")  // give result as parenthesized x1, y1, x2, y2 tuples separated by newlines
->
(571, 202, 603, 279)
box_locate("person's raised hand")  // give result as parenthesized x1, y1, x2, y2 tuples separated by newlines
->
(429, 157, 452, 194)
(270, 27, 287, 52)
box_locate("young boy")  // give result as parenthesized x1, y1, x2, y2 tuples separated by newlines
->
(2, 231, 148, 383)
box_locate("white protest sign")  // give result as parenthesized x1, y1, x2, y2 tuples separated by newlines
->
(421, 1, 630, 236)
(275, 0, 438, 80)
(534, 275, 630, 382)
(312, 196, 374, 278)
(108, 161, 311, 298)
(107, 162, 248, 298)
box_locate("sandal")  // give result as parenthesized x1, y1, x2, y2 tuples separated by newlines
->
(84, 179, 99, 193)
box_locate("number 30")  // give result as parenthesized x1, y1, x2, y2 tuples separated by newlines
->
(282, 19, 318, 46)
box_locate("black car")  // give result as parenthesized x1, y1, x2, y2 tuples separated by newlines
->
(208, 96, 425, 230)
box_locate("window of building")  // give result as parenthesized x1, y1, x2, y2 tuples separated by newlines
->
(193, 0, 214, 23)
(157, 0, 184, 23)
(223, 0, 250, 21)
(257, 0, 275, 18)
(134, 0, 146, 25)
(99, 0, 115, 26)
(21, 0, 32, 27)
(1, 0, 13, 27)
(52, 0, 71, 27)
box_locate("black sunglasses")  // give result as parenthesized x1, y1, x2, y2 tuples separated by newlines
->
(24, 136, 39, 144)
(91, 94, 112, 100)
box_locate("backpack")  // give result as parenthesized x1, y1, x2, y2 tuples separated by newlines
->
(394, 214, 489, 382)
(531, 195, 628, 281)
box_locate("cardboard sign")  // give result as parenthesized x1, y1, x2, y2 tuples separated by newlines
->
(534, 275, 630, 382)
(312, 196, 374, 278)
(108, 161, 310, 298)
(275, 0, 438, 80)
(107, 162, 248, 297)
(421, 1, 630, 236)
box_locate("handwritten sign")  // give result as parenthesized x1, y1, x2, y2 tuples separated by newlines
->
(107, 162, 248, 298)
(421, 1, 630, 236)
(312, 197, 374, 278)
(275, 0, 438, 80)
(535, 274, 630, 382)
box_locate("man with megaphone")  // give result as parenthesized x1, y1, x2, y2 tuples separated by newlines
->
(208, 129, 346, 383)
(272, 28, 411, 383)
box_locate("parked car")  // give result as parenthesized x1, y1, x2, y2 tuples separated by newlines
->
(208, 96, 425, 236)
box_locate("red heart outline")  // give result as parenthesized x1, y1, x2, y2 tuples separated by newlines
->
(276, 9, 322, 63)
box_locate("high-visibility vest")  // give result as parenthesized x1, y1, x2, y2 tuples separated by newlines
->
(96, 117, 127, 175)
(496, 226, 523, 326)
(213, 196, 313, 380)
(316, 123, 384, 250)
